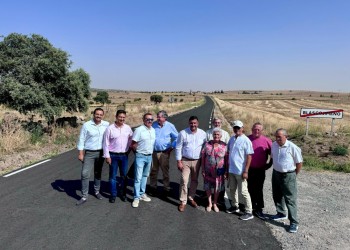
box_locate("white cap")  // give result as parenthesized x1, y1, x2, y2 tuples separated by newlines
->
(232, 120, 243, 128)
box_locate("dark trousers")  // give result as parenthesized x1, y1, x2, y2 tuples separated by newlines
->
(109, 153, 128, 198)
(248, 168, 266, 211)
(272, 170, 298, 225)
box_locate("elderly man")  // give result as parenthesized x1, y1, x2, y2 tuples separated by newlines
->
(206, 117, 230, 143)
(76, 108, 109, 206)
(176, 116, 206, 212)
(103, 110, 133, 203)
(149, 110, 178, 197)
(227, 120, 254, 220)
(131, 113, 156, 208)
(247, 122, 272, 219)
(270, 128, 303, 233)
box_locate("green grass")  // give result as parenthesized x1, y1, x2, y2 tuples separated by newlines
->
(303, 155, 350, 173)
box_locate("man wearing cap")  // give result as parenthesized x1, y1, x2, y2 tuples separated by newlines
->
(247, 122, 272, 219)
(176, 116, 206, 212)
(103, 110, 133, 203)
(131, 113, 156, 208)
(76, 108, 109, 206)
(270, 128, 303, 233)
(227, 120, 254, 220)
(149, 110, 178, 197)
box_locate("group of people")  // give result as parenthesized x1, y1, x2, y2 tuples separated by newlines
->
(76, 108, 303, 233)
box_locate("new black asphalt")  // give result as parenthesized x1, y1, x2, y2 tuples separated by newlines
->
(0, 96, 281, 249)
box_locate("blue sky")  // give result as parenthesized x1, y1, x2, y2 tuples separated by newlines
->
(1, 0, 349, 92)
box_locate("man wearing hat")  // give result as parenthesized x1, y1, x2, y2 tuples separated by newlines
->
(227, 120, 254, 220)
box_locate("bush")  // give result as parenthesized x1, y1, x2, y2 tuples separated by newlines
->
(333, 145, 348, 156)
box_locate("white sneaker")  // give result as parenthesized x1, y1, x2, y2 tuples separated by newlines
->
(140, 194, 151, 202)
(132, 199, 139, 208)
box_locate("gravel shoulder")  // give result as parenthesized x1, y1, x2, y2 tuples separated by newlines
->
(262, 168, 350, 249)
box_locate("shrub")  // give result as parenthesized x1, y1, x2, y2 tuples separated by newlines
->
(333, 145, 348, 156)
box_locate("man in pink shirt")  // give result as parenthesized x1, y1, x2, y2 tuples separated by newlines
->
(247, 122, 272, 219)
(103, 110, 133, 203)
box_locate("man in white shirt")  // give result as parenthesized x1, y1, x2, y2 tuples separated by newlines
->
(227, 120, 254, 220)
(131, 113, 156, 208)
(206, 117, 230, 143)
(76, 108, 109, 206)
(176, 116, 206, 212)
(270, 128, 303, 233)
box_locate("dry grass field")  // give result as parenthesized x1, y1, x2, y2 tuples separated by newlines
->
(0, 91, 204, 174)
(212, 90, 350, 172)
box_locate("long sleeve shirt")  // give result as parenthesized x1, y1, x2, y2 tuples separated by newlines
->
(103, 123, 133, 158)
(175, 127, 206, 160)
(77, 120, 109, 151)
(152, 121, 178, 151)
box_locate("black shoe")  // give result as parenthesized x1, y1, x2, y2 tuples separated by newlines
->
(148, 187, 157, 197)
(95, 192, 103, 200)
(226, 206, 240, 214)
(162, 189, 170, 198)
(109, 197, 116, 203)
(120, 195, 126, 202)
(76, 198, 87, 206)
(253, 210, 267, 220)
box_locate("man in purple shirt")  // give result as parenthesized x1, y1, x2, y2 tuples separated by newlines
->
(103, 110, 133, 203)
(247, 122, 272, 219)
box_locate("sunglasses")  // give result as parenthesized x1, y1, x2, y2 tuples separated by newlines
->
(145, 118, 154, 122)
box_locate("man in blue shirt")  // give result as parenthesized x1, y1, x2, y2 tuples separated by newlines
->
(76, 108, 109, 206)
(149, 110, 178, 197)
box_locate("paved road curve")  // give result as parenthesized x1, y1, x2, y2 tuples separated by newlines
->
(0, 96, 281, 249)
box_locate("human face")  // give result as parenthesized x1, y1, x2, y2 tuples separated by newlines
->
(143, 115, 154, 128)
(189, 119, 198, 132)
(275, 130, 287, 146)
(116, 113, 126, 126)
(251, 125, 263, 138)
(212, 131, 222, 142)
(213, 119, 222, 128)
(93, 110, 104, 124)
(233, 126, 243, 136)
(157, 114, 166, 126)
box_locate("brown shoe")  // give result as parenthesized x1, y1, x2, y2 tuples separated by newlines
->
(178, 203, 186, 212)
(188, 199, 198, 208)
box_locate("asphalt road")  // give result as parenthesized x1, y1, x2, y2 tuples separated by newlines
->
(0, 96, 281, 249)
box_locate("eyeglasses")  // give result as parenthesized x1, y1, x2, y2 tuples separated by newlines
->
(145, 118, 154, 122)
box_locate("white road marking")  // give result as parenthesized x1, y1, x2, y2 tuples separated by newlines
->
(3, 159, 51, 177)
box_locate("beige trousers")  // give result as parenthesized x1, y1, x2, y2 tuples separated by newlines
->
(150, 152, 170, 191)
(179, 158, 200, 204)
(228, 173, 252, 213)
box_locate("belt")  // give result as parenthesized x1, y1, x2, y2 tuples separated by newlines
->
(85, 149, 102, 152)
(154, 149, 168, 153)
(182, 157, 199, 161)
(138, 153, 152, 156)
(274, 169, 296, 174)
(110, 152, 127, 155)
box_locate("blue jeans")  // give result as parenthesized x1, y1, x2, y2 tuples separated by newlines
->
(109, 153, 128, 198)
(133, 153, 152, 199)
